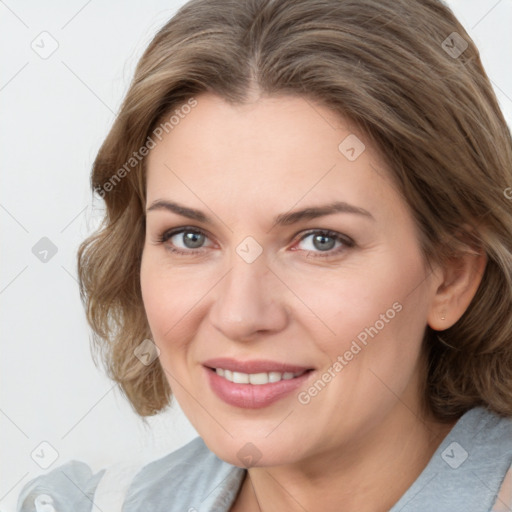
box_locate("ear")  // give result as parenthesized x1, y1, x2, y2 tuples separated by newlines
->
(427, 241, 487, 331)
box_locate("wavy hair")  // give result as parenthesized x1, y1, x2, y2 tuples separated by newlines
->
(77, 0, 512, 420)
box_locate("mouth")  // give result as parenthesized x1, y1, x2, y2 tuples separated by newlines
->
(202, 357, 315, 409)
(207, 366, 311, 385)
(202, 357, 313, 374)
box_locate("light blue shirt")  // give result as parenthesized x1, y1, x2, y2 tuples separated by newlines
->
(17, 406, 512, 511)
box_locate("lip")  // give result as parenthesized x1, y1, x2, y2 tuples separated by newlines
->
(203, 360, 315, 409)
(203, 357, 313, 374)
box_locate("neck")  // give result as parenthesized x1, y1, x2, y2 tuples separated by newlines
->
(231, 405, 456, 512)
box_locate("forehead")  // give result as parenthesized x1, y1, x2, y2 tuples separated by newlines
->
(144, 93, 403, 226)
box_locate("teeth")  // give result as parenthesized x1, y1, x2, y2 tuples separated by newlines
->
(249, 372, 268, 385)
(214, 368, 306, 385)
(268, 372, 282, 383)
(232, 371, 249, 384)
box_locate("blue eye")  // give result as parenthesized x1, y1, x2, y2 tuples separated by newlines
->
(294, 230, 354, 258)
(157, 227, 212, 255)
(155, 227, 354, 259)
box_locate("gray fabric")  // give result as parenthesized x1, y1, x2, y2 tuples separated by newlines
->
(16, 460, 105, 512)
(16, 406, 512, 511)
(389, 405, 512, 511)
(121, 436, 245, 511)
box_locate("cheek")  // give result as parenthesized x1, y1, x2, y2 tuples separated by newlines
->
(140, 253, 197, 352)
(285, 248, 430, 373)
(281, 260, 409, 343)
(140, 250, 222, 379)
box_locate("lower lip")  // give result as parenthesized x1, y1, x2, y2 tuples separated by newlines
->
(204, 367, 313, 409)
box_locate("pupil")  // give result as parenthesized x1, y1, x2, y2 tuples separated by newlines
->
(313, 234, 335, 251)
(184, 232, 204, 248)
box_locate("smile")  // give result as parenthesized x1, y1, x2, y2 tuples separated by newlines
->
(212, 368, 308, 385)
(204, 365, 314, 409)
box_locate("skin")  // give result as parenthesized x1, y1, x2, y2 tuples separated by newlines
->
(140, 92, 486, 511)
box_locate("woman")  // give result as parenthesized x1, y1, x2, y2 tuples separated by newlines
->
(17, 0, 512, 510)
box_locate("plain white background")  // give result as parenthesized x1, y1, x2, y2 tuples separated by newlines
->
(1, 1, 511, 510)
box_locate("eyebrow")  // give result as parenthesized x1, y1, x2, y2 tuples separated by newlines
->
(146, 199, 375, 226)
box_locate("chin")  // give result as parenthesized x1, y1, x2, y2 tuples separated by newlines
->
(202, 432, 300, 469)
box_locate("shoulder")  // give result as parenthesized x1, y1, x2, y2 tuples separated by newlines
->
(443, 406, 512, 511)
(16, 459, 106, 512)
(122, 436, 246, 511)
(390, 406, 512, 512)
(493, 463, 512, 511)
(17, 437, 245, 512)
(481, 407, 512, 511)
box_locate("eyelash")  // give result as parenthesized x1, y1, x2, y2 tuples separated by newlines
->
(154, 226, 355, 259)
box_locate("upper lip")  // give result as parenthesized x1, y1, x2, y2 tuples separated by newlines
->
(203, 357, 313, 374)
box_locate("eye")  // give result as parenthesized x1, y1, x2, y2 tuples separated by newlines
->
(155, 226, 213, 255)
(154, 226, 354, 259)
(293, 229, 354, 258)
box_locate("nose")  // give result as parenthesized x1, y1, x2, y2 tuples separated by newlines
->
(208, 252, 289, 341)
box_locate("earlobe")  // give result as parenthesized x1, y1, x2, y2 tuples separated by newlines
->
(427, 249, 487, 331)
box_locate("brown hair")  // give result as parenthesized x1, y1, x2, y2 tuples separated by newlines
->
(77, 0, 512, 421)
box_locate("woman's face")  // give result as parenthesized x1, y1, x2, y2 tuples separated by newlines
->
(140, 92, 442, 467)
